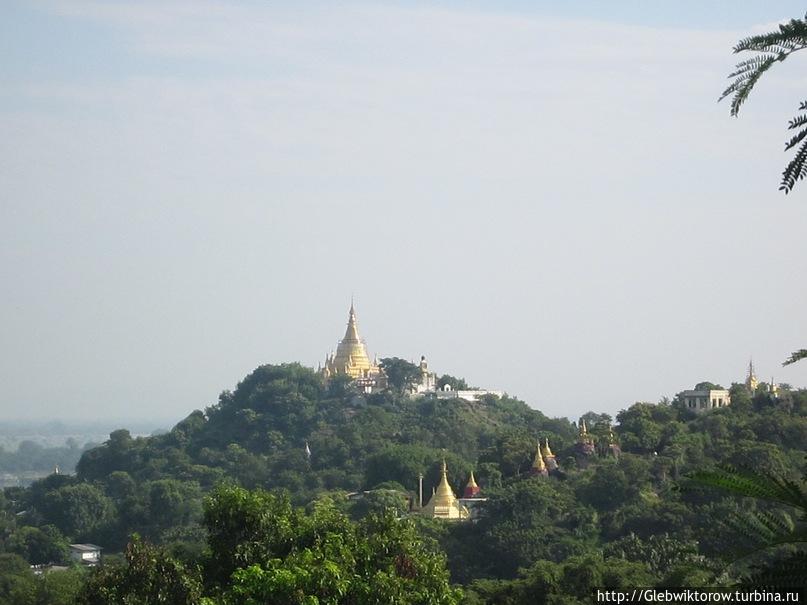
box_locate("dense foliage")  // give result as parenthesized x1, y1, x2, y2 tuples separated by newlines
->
(1, 363, 805, 602)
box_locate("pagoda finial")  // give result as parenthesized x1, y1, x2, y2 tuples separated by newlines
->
(463, 470, 481, 498)
(343, 301, 360, 343)
(530, 442, 548, 476)
(578, 419, 593, 445)
(746, 358, 759, 392)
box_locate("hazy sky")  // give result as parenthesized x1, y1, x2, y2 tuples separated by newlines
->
(2, 1, 806, 425)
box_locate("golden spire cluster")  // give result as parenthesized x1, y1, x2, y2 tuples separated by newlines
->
(530, 437, 558, 476)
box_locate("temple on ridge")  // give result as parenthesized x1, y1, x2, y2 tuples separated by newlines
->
(321, 302, 385, 391)
(321, 300, 501, 399)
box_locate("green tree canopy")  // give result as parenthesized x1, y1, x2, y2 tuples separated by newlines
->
(379, 357, 421, 393)
(203, 485, 460, 604)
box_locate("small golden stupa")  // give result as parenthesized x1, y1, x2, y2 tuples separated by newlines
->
(530, 443, 548, 477)
(745, 359, 759, 393)
(420, 460, 470, 520)
(540, 438, 558, 471)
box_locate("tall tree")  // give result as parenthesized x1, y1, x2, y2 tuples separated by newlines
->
(379, 357, 421, 393)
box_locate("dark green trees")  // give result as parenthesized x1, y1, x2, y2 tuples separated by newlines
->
(82, 485, 459, 604)
(77, 536, 203, 605)
(379, 357, 421, 393)
(204, 485, 460, 604)
(39, 484, 115, 539)
(5, 525, 68, 565)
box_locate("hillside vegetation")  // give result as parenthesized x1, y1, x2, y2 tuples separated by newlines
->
(1, 363, 805, 603)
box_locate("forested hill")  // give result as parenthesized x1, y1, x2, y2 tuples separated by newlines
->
(3, 362, 806, 603)
(76, 363, 578, 499)
(64, 363, 806, 547)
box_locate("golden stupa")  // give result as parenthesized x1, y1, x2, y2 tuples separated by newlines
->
(540, 438, 558, 471)
(530, 444, 548, 477)
(746, 359, 759, 393)
(421, 460, 470, 520)
(322, 302, 381, 380)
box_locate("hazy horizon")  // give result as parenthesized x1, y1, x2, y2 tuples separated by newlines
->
(2, 1, 806, 424)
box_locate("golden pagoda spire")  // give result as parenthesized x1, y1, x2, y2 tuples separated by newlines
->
(746, 358, 759, 393)
(343, 301, 360, 343)
(466, 470, 478, 489)
(431, 459, 456, 506)
(531, 445, 547, 474)
(421, 459, 470, 520)
(540, 438, 554, 459)
(325, 301, 376, 379)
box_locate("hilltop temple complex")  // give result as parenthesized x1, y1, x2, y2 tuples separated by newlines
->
(321, 302, 501, 399)
(745, 359, 778, 396)
(321, 302, 386, 392)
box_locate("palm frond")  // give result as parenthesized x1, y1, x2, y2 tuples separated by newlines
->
(742, 551, 807, 588)
(780, 139, 807, 193)
(784, 125, 807, 153)
(726, 512, 782, 545)
(720, 55, 780, 116)
(721, 16, 807, 117)
(726, 56, 781, 80)
(689, 467, 807, 510)
(733, 16, 807, 54)
(783, 350, 807, 366)
(722, 14, 807, 193)
(786, 113, 807, 132)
